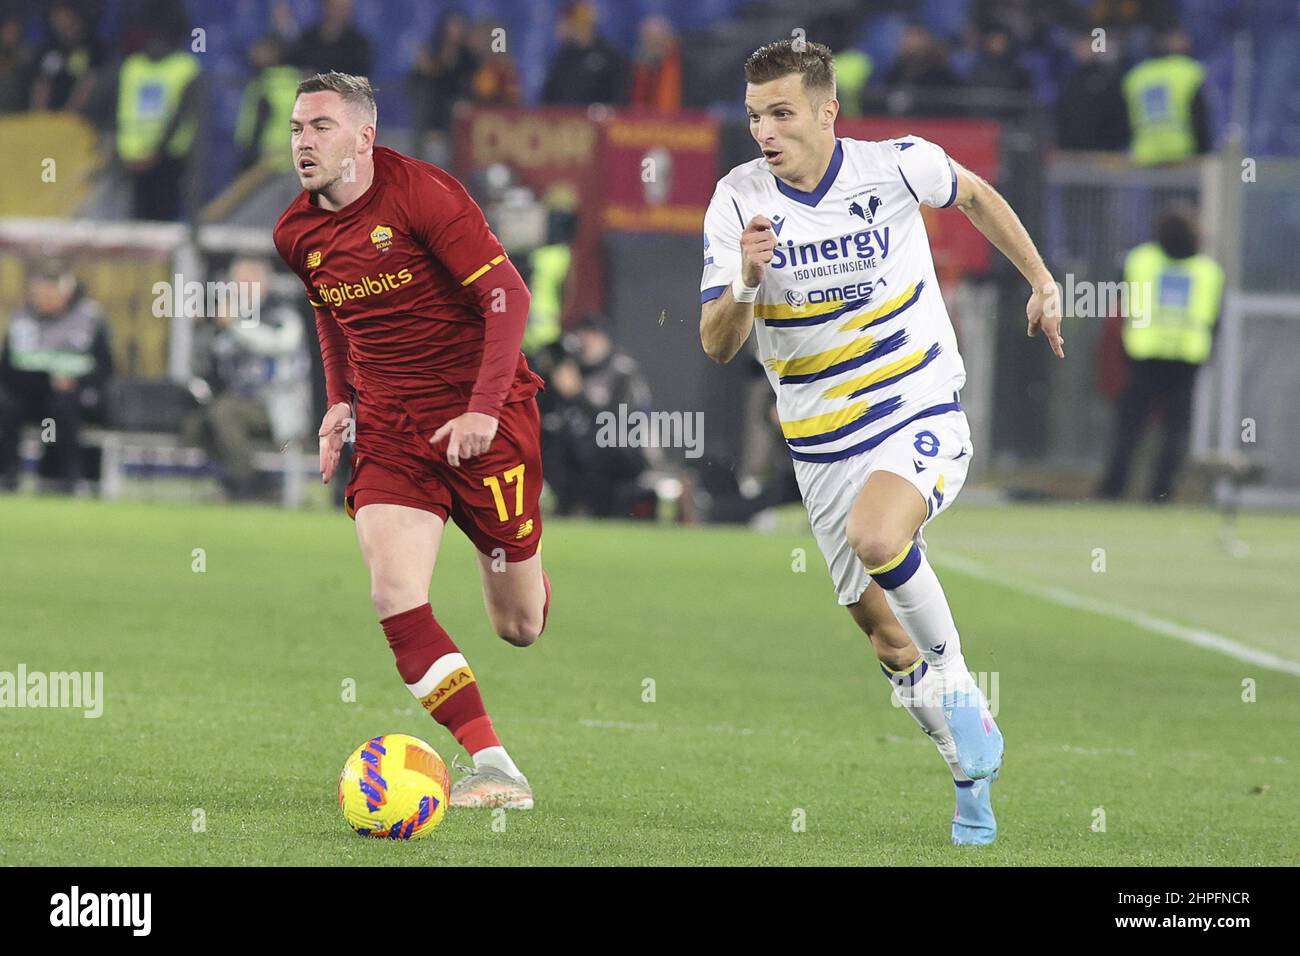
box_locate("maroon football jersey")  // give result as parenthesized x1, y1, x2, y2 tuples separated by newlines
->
(273, 146, 541, 418)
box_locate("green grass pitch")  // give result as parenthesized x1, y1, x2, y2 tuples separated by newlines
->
(2, 495, 1297, 865)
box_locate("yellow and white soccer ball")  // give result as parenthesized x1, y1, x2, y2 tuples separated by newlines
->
(338, 734, 451, 839)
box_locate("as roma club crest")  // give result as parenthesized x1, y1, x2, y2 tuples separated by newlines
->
(370, 224, 394, 252)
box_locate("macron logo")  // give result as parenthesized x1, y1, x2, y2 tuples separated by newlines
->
(50, 886, 151, 936)
(771, 215, 785, 236)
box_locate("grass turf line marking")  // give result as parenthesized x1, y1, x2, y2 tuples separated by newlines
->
(936, 552, 1300, 678)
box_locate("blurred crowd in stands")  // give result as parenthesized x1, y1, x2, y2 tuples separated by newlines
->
(0, 0, 1284, 510)
(1, 0, 1282, 212)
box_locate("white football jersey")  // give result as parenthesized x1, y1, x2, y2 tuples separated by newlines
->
(701, 135, 967, 463)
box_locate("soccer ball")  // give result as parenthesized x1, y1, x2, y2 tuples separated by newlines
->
(338, 733, 452, 839)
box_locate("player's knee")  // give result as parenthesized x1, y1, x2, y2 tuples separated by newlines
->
(846, 518, 911, 570)
(369, 576, 426, 621)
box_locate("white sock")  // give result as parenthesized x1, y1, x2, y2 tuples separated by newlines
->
(871, 545, 976, 697)
(882, 656, 970, 782)
(472, 745, 522, 779)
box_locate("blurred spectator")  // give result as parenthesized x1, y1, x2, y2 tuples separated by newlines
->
(407, 10, 478, 164)
(0, 254, 113, 492)
(541, 2, 627, 106)
(1056, 29, 1129, 150)
(115, 25, 201, 220)
(629, 15, 680, 113)
(520, 202, 575, 356)
(537, 313, 654, 517)
(468, 18, 521, 106)
(831, 45, 872, 118)
(1098, 206, 1224, 502)
(1092, 0, 1180, 35)
(970, 0, 1075, 50)
(183, 257, 311, 501)
(0, 5, 33, 113)
(235, 36, 301, 173)
(1122, 27, 1211, 165)
(115, 0, 186, 55)
(29, 0, 105, 112)
(289, 0, 373, 78)
(966, 23, 1032, 92)
(884, 23, 958, 90)
(871, 23, 960, 116)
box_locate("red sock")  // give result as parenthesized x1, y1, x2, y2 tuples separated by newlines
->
(381, 603, 501, 754)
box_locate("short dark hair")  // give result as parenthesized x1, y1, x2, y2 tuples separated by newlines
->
(296, 71, 377, 124)
(744, 39, 836, 100)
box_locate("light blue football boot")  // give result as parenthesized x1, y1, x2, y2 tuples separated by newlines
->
(952, 770, 998, 845)
(941, 685, 1003, 779)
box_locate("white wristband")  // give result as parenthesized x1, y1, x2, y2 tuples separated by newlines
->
(732, 274, 759, 303)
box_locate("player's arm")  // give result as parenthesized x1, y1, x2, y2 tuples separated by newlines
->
(700, 214, 774, 363)
(314, 305, 354, 483)
(271, 225, 354, 482)
(429, 257, 532, 467)
(700, 289, 753, 365)
(951, 161, 1064, 358)
(406, 167, 532, 467)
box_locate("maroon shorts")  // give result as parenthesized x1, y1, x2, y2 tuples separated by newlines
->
(344, 395, 544, 562)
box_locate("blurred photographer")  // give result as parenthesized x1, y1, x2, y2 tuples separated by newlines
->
(184, 256, 311, 501)
(0, 254, 112, 492)
(536, 312, 655, 517)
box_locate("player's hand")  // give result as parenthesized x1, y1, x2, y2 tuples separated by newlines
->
(1027, 280, 1065, 358)
(740, 215, 776, 288)
(318, 401, 352, 484)
(430, 411, 498, 468)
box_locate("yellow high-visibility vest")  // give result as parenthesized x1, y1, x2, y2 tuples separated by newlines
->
(522, 243, 570, 354)
(235, 65, 302, 170)
(1122, 241, 1224, 364)
(1122, 54, 1205, 165)
(116, 51, 201, 162)
(833, 50, 873, 118)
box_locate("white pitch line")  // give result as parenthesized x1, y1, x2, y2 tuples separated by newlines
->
(936, 552, 1300, 678)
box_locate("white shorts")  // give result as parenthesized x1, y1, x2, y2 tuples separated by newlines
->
(793, 408, 973, 606)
